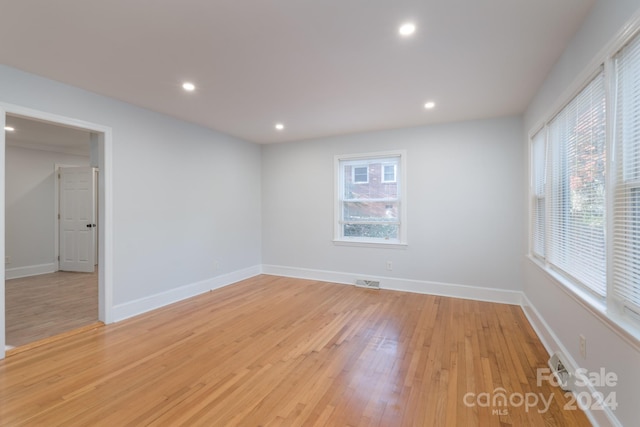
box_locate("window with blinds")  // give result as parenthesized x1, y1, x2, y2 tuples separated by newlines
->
(544, 71, 607, 297)
(530, 26, 640, 331)
(613, 32, 640, 315)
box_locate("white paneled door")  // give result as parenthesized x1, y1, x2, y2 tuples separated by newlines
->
(59, 167, 96, 273)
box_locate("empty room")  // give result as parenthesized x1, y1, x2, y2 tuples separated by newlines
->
(0, 1, 639, 426)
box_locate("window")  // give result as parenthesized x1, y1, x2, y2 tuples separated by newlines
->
(546, 70, 607, 297)
(352, 166, 369, 183)
(382, 164, 397, 183)
(532, 71, 607, 297)
(612, 32, 640, 316)
(530, 27, 640, 334)
(335, 151, 406, 245)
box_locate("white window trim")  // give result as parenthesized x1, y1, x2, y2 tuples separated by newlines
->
(334, 150, 407, 247)
(527, 10, 640, 343)
(529, 128, 547, 261)
(529, 254, 640, 352)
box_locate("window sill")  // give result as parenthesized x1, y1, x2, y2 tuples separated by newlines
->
(527, 255, 640, 352)
(333, 239, 408, 249)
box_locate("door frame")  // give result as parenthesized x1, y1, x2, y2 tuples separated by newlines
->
(0, 103, 114, 359)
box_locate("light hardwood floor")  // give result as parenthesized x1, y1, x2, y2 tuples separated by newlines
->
(5, 270, 98, 349)
(0, 275, 590, 426)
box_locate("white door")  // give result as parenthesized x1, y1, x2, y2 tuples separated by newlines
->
(59, 167, 96, 273)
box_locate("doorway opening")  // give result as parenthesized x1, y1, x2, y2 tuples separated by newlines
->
(0, 105, 112, 359)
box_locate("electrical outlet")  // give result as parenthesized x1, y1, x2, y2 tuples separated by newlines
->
(579, 334, 587, 359)
(386, 261, 393, 271)
(5, 256, 9, 265)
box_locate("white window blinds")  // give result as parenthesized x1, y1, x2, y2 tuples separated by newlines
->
(531, 130, 546, 257)
(547, 70, 607, 297)
(613, 32, 640, 313)
(528, 24, 640, 334)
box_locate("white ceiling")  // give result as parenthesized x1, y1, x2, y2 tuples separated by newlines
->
(0, 0, 595, 144)
(5, 115, 91, 156)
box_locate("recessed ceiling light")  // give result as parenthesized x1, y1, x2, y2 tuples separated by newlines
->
(424, 101, 436, 109)
(399, 22, 416, 37)
(4, 126, 15, 132)
(275, 123, 284, 131)
(182, 82, 195, 92)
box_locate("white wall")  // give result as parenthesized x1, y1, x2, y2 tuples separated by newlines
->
(525, 0, 640, 132)
(524, 1, 640, 426)
(5, 145, 89, 277)
(0, 65, 262, 314)
(262, 116, 524, 295)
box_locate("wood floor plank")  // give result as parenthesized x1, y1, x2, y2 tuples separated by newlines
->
(0, 275, 592, 426)
(5, 270, 98, 348)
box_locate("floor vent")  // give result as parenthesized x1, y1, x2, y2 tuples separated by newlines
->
(548, 352, 573, 391)
(355, 279, 380, 289)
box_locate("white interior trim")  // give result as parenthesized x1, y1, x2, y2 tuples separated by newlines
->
(527, 257, 640, 353)
(112, 265, 262, 322)
(0, 109, 5, 359)
(522, 296, 623, 427)
(261, 264, 523, 305)
(5, 263, 56, 280)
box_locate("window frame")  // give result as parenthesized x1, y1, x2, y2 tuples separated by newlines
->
(334, 150, 407, 248)
(611, 31, 640, 324)
(528, 21, 640, 343)
(530, 69, 608, 300)
(530, 129, 547, 260)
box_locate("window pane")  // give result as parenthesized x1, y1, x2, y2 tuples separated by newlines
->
(338, 155, 403, 243)
(344, 223, 399, 240)
(343, 201, 398, 222)
(548, 70, 606, 296)
(344, 163, 399, 200)
(533, 197, 545, 256)
(613, 32, 640, 312)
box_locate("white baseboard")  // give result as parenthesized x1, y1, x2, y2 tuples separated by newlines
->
(5, 263, 56, 280)
(520, 295, 559, 357)
(521, 295, 622, 427)
(261, 264, 523, 305)
(112, 265, 261, 322)
(112, 264, 521, 324)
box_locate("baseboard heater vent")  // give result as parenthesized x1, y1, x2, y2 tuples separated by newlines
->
(355, 279, 380, 289)
(548, 352, 573, 391)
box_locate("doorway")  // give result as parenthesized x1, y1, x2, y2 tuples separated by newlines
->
(0, 104, 113, 359)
